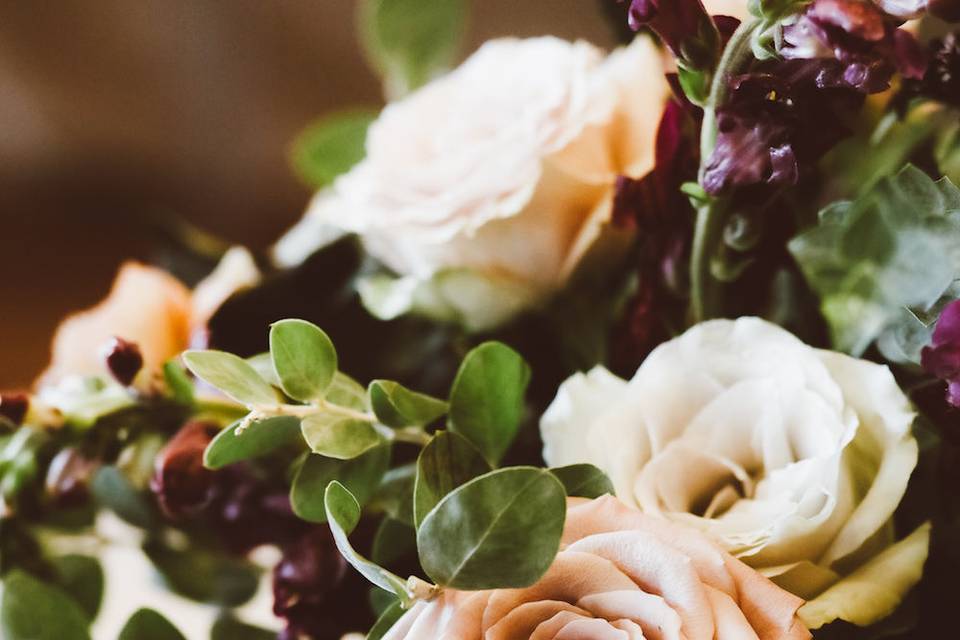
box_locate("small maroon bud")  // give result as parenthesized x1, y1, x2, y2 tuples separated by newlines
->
(150, 420, 220, 519)
(45, 448, 99, 507)
(0, 392, 30, 426)
(102, 336, 143, 386)
(273, 527, 347, 623)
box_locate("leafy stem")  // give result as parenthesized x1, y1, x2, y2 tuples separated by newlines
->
(691, 19, 760, 323)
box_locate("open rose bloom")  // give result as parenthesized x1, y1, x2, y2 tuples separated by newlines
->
(542, 318, 930, 628)
(384, 495, 810, 640)
(276, 36, 670, 331)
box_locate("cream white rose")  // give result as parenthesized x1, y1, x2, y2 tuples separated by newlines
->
(275, 36, 670, 331)
(384, 495, 810, 640)
(541, 317, 930, 629)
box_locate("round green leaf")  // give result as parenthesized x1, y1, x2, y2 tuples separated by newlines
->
(550, 464, 615, 499)
(90, 466, 155, 528)
(290, 446, 390, 523)
(210, 615, 275, 640)
(204, 416, 304, 469)
(118, 609, 186, 640)
(1, 571, 91, 640)
(269, 319, 337, 402)
(301, 413, 383, 459)
(290, 110, 377, 189)
(367, 600, 405, 640)
(369, 379, 448, 428)
(327, 372, 369, 411)
(414, 431, 490, 528)
(143, 541, 259, 607)
(417, 467, 565, 590)
(182, 350, 279, 406)
(51, 555, 104, 621)
(448, 341, 531, 464)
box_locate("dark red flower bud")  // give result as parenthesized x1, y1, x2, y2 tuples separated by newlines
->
(45, 448, 99, 507)
(930, 0, 960, 22)
(273, 527, 348, 633)
(150, 420, 220, 519)
(102, 336, 143, 386)
(0, 392, 29, 426)
(621, 0, 721, 70)
(922, 300, 960, 408)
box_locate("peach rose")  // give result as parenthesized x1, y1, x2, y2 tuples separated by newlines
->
(39, 247, 258, 386)
(275, 36, 670, 331)
(383, 495, 810, 640)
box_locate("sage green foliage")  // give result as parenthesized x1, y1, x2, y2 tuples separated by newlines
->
(211, 616, 275, 640)
(550, 464, 614, 499)
(118, 609, 186, 640)
(1, 570, 91, 640)
(372, 517, 417, 568)
(367, 601, 405, 640)
(790, 165, 960, 355)
(414, 431, 490, 528)
(162, 360, 195, 404)
(301, 413, 382, 459)
(291, 446, 390, 523)
(204, 416, 303, 469)
(144, 541, 259, 607)
(269, 319, 338, 402)
(324, 482, 412, 605)
(416, 467, 566, 590)
(327, 372, 369, 411)
(359, 0, 468, 95)
(51, 555, 104, 621)
(290, 109, 377, 189)
(372, 463, 416, 526)
(182, 350, 279, 406)
(448, 341, 531, 464)
(91, 465, 156, 528)
(369, 379, 448, 428)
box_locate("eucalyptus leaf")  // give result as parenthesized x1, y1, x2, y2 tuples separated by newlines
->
(359, 0, 467, 96)
(448, 341, 531, 464)
(324, 481, 412, 605)
(790, 165, 960, 355)
(90, 466, 155, 528)
(550, 464, 615, 499)
(269, 319, 338, 402)
(162, 360, 195, 405)
(369, 379, 448, 428)
(371, 463, 416, 526)
(372, 517, 417, 569)
(51, 555, 104, 621)
(301, 413, 383, 459)
(246, 353, 281, 388)
(414, 431, 490, 528)
(290, 109, 377, 189)
(291, 446, 390, 522)
(210, 615, 275, 640)
(183, 350, 279, 406)
(204, 416, 304, 470)
(327, 372, 369, 411)
(0, 570, 91, 640)
(416, 466, 566, 590)
(367, 600, 405, 640)
(144, 540, 259, 606)
(118, 609, 186, 640)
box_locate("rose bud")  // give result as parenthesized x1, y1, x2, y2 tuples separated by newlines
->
(0, 392, 29, 426)
(101, 336, 143, 386)
(921, 299, 960, 408)
(149, 420, 220, 519)
(273, 527, 347, 627)
(44, 447, 99, 507)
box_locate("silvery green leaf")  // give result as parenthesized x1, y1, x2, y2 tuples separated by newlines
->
(369, 379, 448, 428)
(550, 464, 615, 499)
(118, 609, 185, 640)
(203, 416, 304, 470)
(291, 446, 390, 523)
(1, 571, 91, 640)
(327, 372, 369, 411)
(289, 109, 377, 189)
(414, 431, 490, 529)
(269, 319, 337, 402)
(301, 413, 383, 460)
(183, 350, 279, 406)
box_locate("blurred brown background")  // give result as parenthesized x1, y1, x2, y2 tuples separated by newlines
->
(0, 1, 618, 388)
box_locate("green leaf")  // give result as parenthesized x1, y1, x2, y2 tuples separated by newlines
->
(144, 541, 259, 606)
(1, 570, 91, 640)
(448, 342, 531, 464)
(269, 320, 338, 402)
(368, 600, 405, 640)
(51, 555, 104, 621)
(162, 360, 195, 405)
(327, 372, 369, 411)
(118, 609, 186, 640)
(371, 463, 416, 526)
(359, 0, 468, 96)
(550, 464, 615, 499)
(246, 353, 281, 388)
(414, 431, 490, 528)
(416, 466, 566, 590)
(210, 615, 275, 640)
(301, 413, 383, 459)
(371, 517, 417, 569)
(290, 109, 377, 189)
(204, 416, 304, 469)
(90, 466, 155, 528)
(183, 350, 279, 406)
(324, 481, 412, 605)
(291, 446, 390, 522)
(369, 379, 448, 428)
(790, 165, 960, 355)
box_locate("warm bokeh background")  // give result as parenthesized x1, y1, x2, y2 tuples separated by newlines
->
(0, 1, 618, 388)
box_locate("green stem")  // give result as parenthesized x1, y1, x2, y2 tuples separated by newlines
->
(691, 20, 760, 323)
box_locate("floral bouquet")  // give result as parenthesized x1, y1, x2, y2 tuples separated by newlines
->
(3, 0, 960, 638)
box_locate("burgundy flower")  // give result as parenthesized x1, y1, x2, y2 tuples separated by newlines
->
(0, 392, 29, 426)
(921, 300, 960, 407)
(45, 448, 99, 507)
(150, 420, 220, 520)
(914, 33, 960, 105)
(622, 0, 721, 70)
(101, 336, 144, 387)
